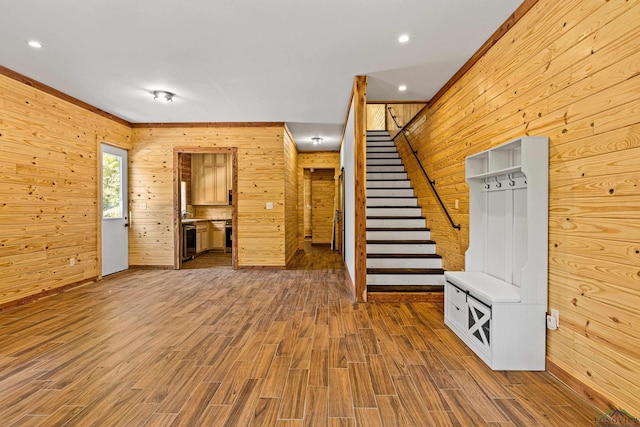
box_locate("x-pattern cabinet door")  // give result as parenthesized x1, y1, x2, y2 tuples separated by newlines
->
(467, 296, 491, 352)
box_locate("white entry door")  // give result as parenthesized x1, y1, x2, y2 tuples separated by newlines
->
(101, 144, 129, 276)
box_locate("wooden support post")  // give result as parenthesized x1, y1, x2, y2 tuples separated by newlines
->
(353, 76, 367, 303)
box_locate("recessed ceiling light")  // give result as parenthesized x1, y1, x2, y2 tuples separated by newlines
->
(153, 90, 174, 103)
(398, 34, 410, 43)
(398, 85, 407, 91)
(28, 40, 42, 48)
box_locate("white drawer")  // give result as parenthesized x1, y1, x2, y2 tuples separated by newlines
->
(447, 301, 466, 330)
(446, 282, 467, 307)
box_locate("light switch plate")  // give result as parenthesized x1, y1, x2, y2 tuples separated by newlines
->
(266, 202, 273, 210)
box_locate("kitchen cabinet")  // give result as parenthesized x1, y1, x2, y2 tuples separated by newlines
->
(209, 221, 226, 251)
(195, 222, 209, 254)
(191, 154, 228, 205)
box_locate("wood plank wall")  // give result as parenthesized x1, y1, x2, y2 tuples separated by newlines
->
(398, 0, 640, 412)
(311, 169, 335, 245)
(385, 103, 426, 137)
(366, 104, 386, 130)
(0, 74, 131, 306)
(130, 126, 290, 268)
(296, 152, 340, 250)
(303, 170, 312, 237)
(283, 125, 299, 266)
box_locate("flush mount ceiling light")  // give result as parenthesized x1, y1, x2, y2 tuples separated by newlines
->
(398, 85, 407, 91)
(312, 137, 323, 145)
(28, 40, 42, 48)
(153, 90, 174, 103)
(398, 34, 410, 43)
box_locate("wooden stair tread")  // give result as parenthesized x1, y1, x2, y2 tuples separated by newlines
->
(367, 253, 441, 259)
(367, 268, 445, 275)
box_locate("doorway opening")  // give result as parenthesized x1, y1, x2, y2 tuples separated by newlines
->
(173, 147, 238, 270)
(303, 168, 337, 247)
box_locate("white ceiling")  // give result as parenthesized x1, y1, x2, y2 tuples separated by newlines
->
(0, 0, 522, 151)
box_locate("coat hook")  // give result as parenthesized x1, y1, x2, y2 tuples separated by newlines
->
(494, 176, 502, 188)
(483, 178, 490, 189)
(508, 173, 515, 186)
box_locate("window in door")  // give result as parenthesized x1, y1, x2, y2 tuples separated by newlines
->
(102, 153, 124, 219)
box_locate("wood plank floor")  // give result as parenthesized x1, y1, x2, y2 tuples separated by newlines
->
(0, 245, 601, 426)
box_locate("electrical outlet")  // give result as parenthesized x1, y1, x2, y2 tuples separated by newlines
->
(140, 202, 147, 210)
(266, 202, 273, 210)
(70, 257, 75, 266)
(551, 308, 559, 327)
(547, 308, 559, 330)
(455, 199, 459, 209)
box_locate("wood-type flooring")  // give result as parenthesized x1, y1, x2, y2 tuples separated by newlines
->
(0, 244, 601, 426)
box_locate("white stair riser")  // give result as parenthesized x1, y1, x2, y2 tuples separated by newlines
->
(366, 230, 431, 240)
(367, 165, 405, 172)
(367, 218, 426, 228)
(367, 243, 436, 254)
(366, 207, 422, 216)
(367, 198, 417, 207)
(367, 188, 414, 197)
(367, 258, 442, 269)
(367, 172, 407, 180)
(367, 153, 399, 159)
(367, 274, 446, 286)
(368, 159, 402, 165)
(366, 180, 411, 188)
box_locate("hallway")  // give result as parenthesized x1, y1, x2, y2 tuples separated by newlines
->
(0, 245, 599, 426)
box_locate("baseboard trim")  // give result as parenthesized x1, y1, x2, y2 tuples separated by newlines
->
(546, 358, 613, 413)
(368, 291, 444, 303)
(238, 265, 286, 270)
(129, 265, 174, 270)
(344, 263, 356, 302)
(0, 277, 98, 312)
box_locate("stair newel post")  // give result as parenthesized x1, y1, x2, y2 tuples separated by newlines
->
(354, 75, 368, 303)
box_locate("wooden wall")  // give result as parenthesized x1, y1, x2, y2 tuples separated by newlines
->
(283, 126, 299, 265)
(366, 104, 386, 130)
(129, 125, 290, 268)
(0, 73, 131, 306)
(399, 0, 640, 412)
(311, 169, 336, 245)
(386, 103, 426, 138)
(303, 170, 312, 237)
(297, 152, 340, 249)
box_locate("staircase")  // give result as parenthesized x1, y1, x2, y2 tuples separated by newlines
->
(365, 130, 445, 301)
